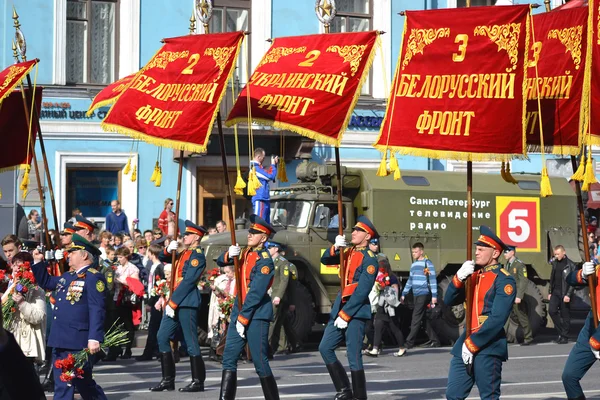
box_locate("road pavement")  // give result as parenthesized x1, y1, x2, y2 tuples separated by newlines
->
(47, 329, 600, 399)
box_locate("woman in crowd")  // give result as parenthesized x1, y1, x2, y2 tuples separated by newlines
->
(207, 265, 236, 361)
(99, 231, 112, 260)
(365, 255, 406, 357)
(27, 210, 43, 241)
(1, 252, 46, 365)
(158, 198, 176, 237)
(114, 246, 141, 359)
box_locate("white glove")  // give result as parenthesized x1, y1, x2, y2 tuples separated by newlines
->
(236, 320, 246, 339)
(334, 235, 347, 249)
(165, 305, 175, 318)
(582, 262, 595, 278)
(167, 241, 178, 253)
(334, 316, 348, 330)
(55, 250, 64, 261)
(44, 250, 54, 260)
(457, 260, 475, 282)
(592, 348, 600, 360)
(228, 244, 241, 258)
(462, 342, 473, 365)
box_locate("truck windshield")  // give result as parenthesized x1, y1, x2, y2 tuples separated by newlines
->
(271, 201, 311, 228)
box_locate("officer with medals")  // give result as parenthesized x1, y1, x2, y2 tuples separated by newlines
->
(266, 240, 291, 356)
(217, 214, 280, 400)
(319, 216, 379, 400)
(503, 245, 533, 345)
(561, 260, 598, 400)
(445, 226, 516, 400)
(31, 234, 108, 400)
(150, 220, 207, 393)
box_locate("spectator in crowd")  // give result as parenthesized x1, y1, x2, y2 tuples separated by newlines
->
(137, 244, 165, 361)
(208, 227, 218, 235)
(588, 216, 598, 234)
(153, 228, 163, 241)
(136, 238, 150, 267)
(113, 233, 124, 249)
(250, 147, 278, 223)
(2, 234, 22, 265)
(27, 210, 42, 241)
(158, 198, 177, 237)
(589, 232, 597, 263)
(105, 200, 130, 235)
(113, 246, 140, 359)
(132, 228, 142, 240)
(67, 208, 81, 225)
(401, 242, 441, 348)
(365, 255, 406, 357)
(144, 230, 154, 246)
(216, 220, 227, 233)
(98, 231, 112, 260)
(207, 265, 236, 361)
(1, 251, 46, 367)
(548, 245, 576, 344)
(125, 239, 148, 284)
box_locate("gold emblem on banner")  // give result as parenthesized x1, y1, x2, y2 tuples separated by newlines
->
(257, 46, 307, 68)
(474, 23, 521, 72)
(402, 28, 450, 70)
(547, 26, 583, 70)
(326, 44, 367, 76)
(204, 46, 237, 80)
(0, 65, 26, 92)
(143, 50, 190, 72)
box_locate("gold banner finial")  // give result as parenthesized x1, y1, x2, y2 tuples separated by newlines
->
(11, 40, 18, 62)
(189, 12, 196, 34)
(12, 6, 20, 30)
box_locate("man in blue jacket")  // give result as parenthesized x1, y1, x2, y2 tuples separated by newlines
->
(250, 148, 278, 223)
(150, 220, 207, 393)
(31, 234, 107, 400)
(319, 216, 379, 400)
(445, 226, 516, 400)
(217, 214, 279, 400)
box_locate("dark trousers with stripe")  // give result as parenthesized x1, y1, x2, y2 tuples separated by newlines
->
(319, 318, 367, 371)
(157, 307, 201, 356)
(52, 348, 107, 400)
(446, 354, 503, 400)
(222, 319, 273, 377)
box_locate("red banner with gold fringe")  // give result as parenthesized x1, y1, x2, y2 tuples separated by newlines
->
(375, 5, 530, 161)
(0, 89, 42, 172)
(225, 31, 379, 146)
(0, 60, 37, 106)
(87, 72, 138, 117)
(101, 32, 244, 152)
(588, 0, 600, 145)
(525, 7, 587, 155)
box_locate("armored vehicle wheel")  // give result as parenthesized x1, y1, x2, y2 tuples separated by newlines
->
(287, 282, 317, 344)
(505, 279, 546, 343)
(434, 276, 466, 345)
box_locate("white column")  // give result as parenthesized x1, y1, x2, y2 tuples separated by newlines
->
(118, 0, 141, 77)
(372, 0, 392, 99)
(53, 0, 67, 85)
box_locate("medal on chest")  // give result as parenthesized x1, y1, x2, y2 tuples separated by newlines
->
(65, 281, 85, 304)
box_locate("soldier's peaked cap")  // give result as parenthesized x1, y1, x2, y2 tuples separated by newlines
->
(68, 233, 102, 257)
(249, 214, 274, 237)
(184, 220, 207, 236)
(62, 222, 75, 235)
(474, 225, 508, 252)
(74, 215, 96, 232)
(353, 215, 379, 239)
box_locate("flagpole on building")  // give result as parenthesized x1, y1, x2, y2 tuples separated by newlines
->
(11, 43, 52, 253)
(317, 0, 346, 297)
(13, 8, 61, 238)
(195, 0, 243, 309)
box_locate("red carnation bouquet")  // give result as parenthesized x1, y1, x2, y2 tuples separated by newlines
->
(54, 321, 129, 386)
(218, 295, 235, 320)
(375, 268, 391, 288)
(150, 279, 169, 298)
(2, 262, 37, 329)
(198, 268, 220, 289)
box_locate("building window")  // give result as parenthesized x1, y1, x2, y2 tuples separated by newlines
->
(66, 0, 118, 85)
(329, 0, 372, 95)
(457, 0, 493, 6)
(209, 0, 250, 84)
(66, 168, 121, 219)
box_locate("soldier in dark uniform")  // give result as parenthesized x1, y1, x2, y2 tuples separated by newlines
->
(319, 216, 379, 400)
(445, 226, 516, 400)
(150, 220, 207, 393)
(562, 260, 597, 400)
(31, 234, 108, 400)
(266, 240, 290, 355)
(217, 214, 280, 400)
(503, 245, 533, 345)
(99, 246, 120, 361)
(282, 258, 299, 352)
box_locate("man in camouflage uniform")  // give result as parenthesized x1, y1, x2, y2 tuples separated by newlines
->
(503, 245, 533, 345)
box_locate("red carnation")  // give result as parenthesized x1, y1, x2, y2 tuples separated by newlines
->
(60, 372, 73, 383)
(20, 286, 28, 294)
(54, 359, 63, 369)
(75, 368, 85, 378)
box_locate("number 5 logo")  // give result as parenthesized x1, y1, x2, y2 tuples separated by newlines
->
(496, 196, 540, 252)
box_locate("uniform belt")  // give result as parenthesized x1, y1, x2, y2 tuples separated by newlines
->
(342, 283, 357, 303)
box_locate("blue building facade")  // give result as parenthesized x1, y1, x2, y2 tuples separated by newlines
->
(0, 0, 577, 233)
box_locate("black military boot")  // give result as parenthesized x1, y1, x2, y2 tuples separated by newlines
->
(41, 367, 54, 392)
(568, 396, 586, 400)
(325, 361, 353, 399)
(219, 370, 237, 400)
(259, 375, 280, 400)
(178, 355, 205, 392)
(149, 352, 176, 391)
(351, 370, 367, 400)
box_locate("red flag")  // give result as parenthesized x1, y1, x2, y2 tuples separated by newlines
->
(86, 72, 138, 117)
(375, 5, 530, 161)
(101, 32, 244, 152)
(0, 89, 42, 172)
(0, 60, 37, 105)
(226, 31, 379, 146)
